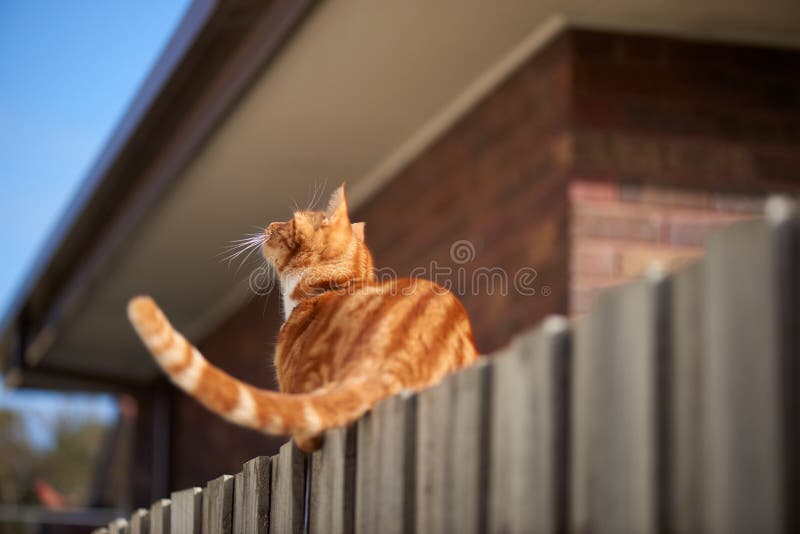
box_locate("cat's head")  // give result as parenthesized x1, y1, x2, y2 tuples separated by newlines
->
(262, 185, 373, 281)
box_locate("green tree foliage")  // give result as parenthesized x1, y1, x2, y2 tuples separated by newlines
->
(0, 410, 39, 505)
(0, 409, 112, 507)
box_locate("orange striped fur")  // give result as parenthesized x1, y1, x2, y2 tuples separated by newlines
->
(128, 185, 478, 451)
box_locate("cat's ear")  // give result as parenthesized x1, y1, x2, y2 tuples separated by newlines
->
(325, 184, 350, 225)
(351, 222, 365, 242)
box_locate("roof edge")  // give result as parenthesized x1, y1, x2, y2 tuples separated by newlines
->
(1, 0, 319, 387)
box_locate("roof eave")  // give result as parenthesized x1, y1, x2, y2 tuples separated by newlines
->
(0, 0, 319, 389)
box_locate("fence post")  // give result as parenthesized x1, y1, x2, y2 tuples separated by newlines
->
(377, 394, 417, 534)
(355, 409, 378, 534)
(109, 518, 129, 534)
(130, 509, 150, 534)
(570, 271, 667, 533)
(203, 474, 233, 534)
(669, 261, 704, 533)
(489, 316, 571, 533)
(269, 441, 307, 534)
(150, 499, 171, 534)
(171, 488, 202, 534)
(354, 393, 416, 534)
(232, 473, 243, 534)
(448, 362, 492, 533)
(309, 426, 357, 534)
(700, 202, 797, 533)
(232, 456, 270, 534)
(416, 361, 491, 533)
(415, 378, 450, 534)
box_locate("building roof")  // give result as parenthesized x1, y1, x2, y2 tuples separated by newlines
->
(0, 0, 318, 388)
(2, 0, 799, 390)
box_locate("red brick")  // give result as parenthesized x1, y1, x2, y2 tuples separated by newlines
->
(570, 285, 596, 315)
(619, 184, 712, 211)
(711, 193, 765, 213)
(571, 241, 619, 277)
(572, 207, 663, 242)
(569, 180, 619, 202)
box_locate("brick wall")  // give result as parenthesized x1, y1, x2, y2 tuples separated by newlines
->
(167, 30, 800, 490)
(353, 34, 573, 352)
(569, 181, 761, 314)
(570, 31, 800, 194)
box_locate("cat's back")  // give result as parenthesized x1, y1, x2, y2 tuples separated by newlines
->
(348, 276, 467, 320)
(277, 277, 477, 391)
(289, 277, 467, 331)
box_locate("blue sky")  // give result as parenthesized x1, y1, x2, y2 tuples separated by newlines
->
(0, 1, 190, 447)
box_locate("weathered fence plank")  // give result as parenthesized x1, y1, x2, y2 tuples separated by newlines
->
(269, 441, 307, 534)
(130, 509, 150, 534)
(171, 488, 202, 534)
(415, 378, 450, 534)
(378, 394, 417, 534)
(232, 457, 270, 534)
(669, 261, 704, 533)
(357, 393, 416, 534)
(355, 408, 379, 534)
(309, 426, 357, 534)
(232, 472, 244, 534)
(109, 518, 129, 534)
(448, 362, 491, 533)
(701, 202, 797, 533)
(489, 317, 571, 533)
(150, 499, 171, 534)
(203, 474, 233, 534)
(779, 201, 799, 534)
(571, 272, 667, 534)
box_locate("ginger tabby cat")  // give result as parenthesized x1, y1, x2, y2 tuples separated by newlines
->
(127, 185, 478, 451)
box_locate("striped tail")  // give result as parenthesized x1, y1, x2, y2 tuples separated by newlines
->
(127, 296, 385, 439)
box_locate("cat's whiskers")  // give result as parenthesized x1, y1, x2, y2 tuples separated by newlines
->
(218, 237, 260, 257)
(218, 232, 264, 254)
(306, 182, 321, 212)
(222, 241, 262, 265)
(234, 240, 263, 274)
(305, 179, 328, 212)
(219, 231, 266, 266)
(225, 235, 262, 246)
(221, 239, 261, 254)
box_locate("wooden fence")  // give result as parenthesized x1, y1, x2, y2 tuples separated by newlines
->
(93, 200, 798, 534)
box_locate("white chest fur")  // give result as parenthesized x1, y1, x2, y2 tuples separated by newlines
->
(280, 273, 303, 321)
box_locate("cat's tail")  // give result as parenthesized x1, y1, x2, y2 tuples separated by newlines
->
(127, 295, 388, 441)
